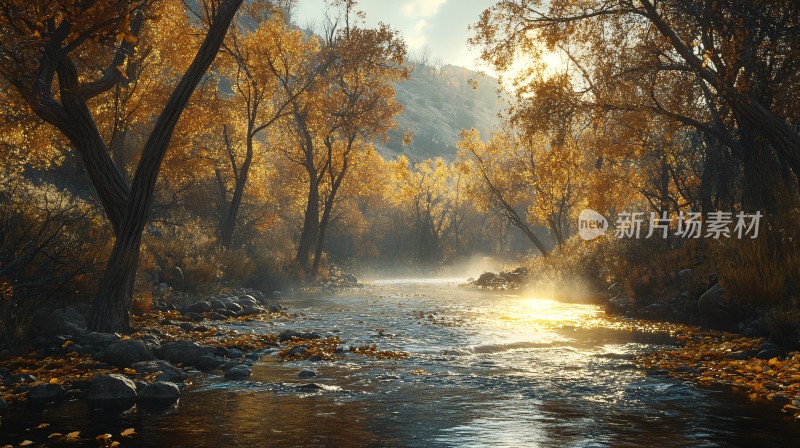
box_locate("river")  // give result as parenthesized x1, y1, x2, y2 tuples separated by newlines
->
(2, 278, 800, 447)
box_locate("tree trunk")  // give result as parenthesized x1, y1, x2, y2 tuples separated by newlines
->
(220, 132, 254, 247)
(296, 176, 319, 271)
(88, 0, 243, 333)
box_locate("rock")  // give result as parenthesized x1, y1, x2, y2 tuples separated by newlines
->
(161, 266, 184, 286)
(756, 349, 781, 360)
(606, 296, 630, 314)
(677, 269, 692, 283)
(183, 312, 205, 322)
(140, 334, 161, 351)
(759, 342, 780, 352)
(27, 384, 66, 404)
(307, 355, 323, 362)
(278, 330, 320, 342)
(209, 299, 227, 310)
(138, 382, 180, 405)
(237, 295, 259, 307)
(29, 305, 87, 337)
(0, 397, 7, 415)
(226, 302, 243, 313)
(157, 340, 218, 367)
(697, 284, 736, 329)
(185, 301, 212, 314)
(228, 349, 244, 359)
(285, 345, 308, 357)
(134, 381, 148, 392)
(294, 383, 323, 391)
(238, 305, 263, 316)
(224, 365, 252, 380)
(131, 360, 188, 383)
(80, 332, 120, 347)
(645, 369, 671, 376)
(105, 340, 154, 368)
(86, 374, 137, 408)
(195, 355, 224, 371)
(207, 312, 227, 321)
(298, 370, 317, 379)
(4, 374, 36, 386)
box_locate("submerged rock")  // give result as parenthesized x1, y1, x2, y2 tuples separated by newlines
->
(27, 384, 66, 404)
(224, 365, 252, 381)
(298, 370, 317, 379)
(131, 360, 188, 383)
(138, 382, 181, 405)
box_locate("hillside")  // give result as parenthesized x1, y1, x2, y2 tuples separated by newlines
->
(378, 64, 505, 160)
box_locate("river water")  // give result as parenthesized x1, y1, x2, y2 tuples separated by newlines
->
(2, 279, 800, 447)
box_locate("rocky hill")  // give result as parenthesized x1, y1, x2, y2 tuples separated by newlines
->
(378, 64, 505, 161)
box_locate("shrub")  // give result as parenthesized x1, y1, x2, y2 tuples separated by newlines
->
(0, 174, 109, 346)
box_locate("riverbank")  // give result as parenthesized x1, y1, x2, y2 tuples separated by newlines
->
(0, 288, 406, 447)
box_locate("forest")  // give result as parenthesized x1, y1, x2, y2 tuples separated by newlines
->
(1, 0, 800, 445)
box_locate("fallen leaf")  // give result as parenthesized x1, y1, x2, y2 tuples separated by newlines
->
(35, 423, 49, 429)
(120, 428, 136, 437)
(19, 441, 33, 447)
(66, 431, 81, 440)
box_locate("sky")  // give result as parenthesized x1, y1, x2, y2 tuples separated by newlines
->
(292, 0, 494, 72)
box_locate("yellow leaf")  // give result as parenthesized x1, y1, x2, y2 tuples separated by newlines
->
(120, 428, 136, 437)
(48, 433, 63, 438)
(66, 431, 81, 439)
(49, 378, 61, 384)
(96, 434, 112, 442)
(35, 423, 49, 429)
(768, 357, 778, 366)
(19, 441, 34, 447)
(110, 443, 120, 448)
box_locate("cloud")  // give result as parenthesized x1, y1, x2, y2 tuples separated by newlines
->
(407, 19, 430, 48)
(402, 0, 447, 18)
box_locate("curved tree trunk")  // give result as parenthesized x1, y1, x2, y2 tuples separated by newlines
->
(220, 131, 254, 247)
(89, 0, 243, 333)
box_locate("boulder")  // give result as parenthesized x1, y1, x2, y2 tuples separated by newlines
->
(184, 301, 212, 314)
(29, 306, 87, 337)
(224, 365, 252, 381)
(138, 382, 180, 405)
(183, 312, 205, 322)
(237, 295, 259, 307)
(4, 374, 36, 386)
(285, 345, 309, 358)
(156, 340, 217, 368)
(161, 266, 184, 286)
(238, 305, 263, 317)
(105, 340, 154, 368)
(140, 334, 161, 352)
(194, 355, 224, 371)
(756, 349, 781, 360)
(298, 370, 317, 379)
(207, 312, 227, 321)
(131, 360, 188, 383)
(86, 374, 137, 408)
(697, 284, 737, 329)
(278, 330, 320, 342)
(605, 296, 631, 315)
(226, 302, 243, 313)
(27, 384, 65, 404)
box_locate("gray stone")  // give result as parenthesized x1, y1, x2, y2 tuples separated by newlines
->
(228, 349, 244, 359)
(105, 340, 154, 368)
(224, 365, 252, 380)
(140, 334, 161, 351)
(207, 312, 227, 321)
(237, 295, 259, 307)
(298, 370, 317, 379)
(285, 345, 309, 357)
(185, 301, 212, 314)
(278, 330, 321, 342)
(697, 284, 736, 329)
(80, 332, 120, 346)
(195, 355, 224, 371)
(294, 383, 323, 391)
(183, 312, 204, 322)
(4, 374, 36, 386)
(677, 269, 692, 283)
(27, 384, 65, 404)
(86, 374, 137, 407)
(756, 349, 781, 360)
(138, 382, 180, 405)
(131, 360, 188, 383)
(29, 306, 87, 337)
(156, 340, 217, 368)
